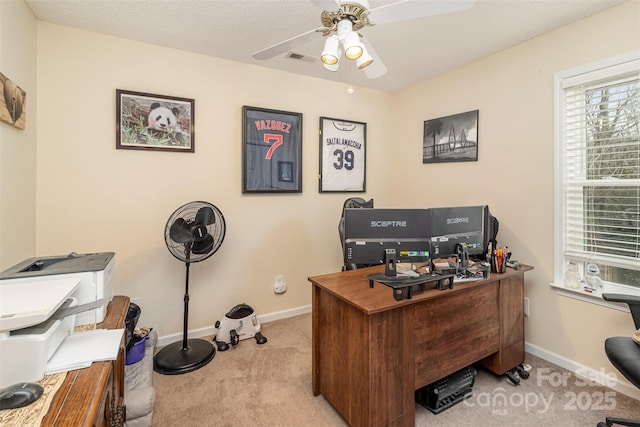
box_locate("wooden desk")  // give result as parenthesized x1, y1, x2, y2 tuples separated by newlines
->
(308, 265, 532, 427)
(41, 295, 129, 426)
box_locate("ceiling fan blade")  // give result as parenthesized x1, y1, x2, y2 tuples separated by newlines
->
(169, 218, 193, 243)
(309, 0, 341, 11)
(360, 36, 387, 79)
(252, 28, 327, 60)
(368, 0, 475, 25)
(192, 234, 214, 255)
(195, 206, 215, 226)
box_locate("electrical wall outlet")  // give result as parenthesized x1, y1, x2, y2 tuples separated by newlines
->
(524, 297, 530, 317)
(274, 275, 287, 294)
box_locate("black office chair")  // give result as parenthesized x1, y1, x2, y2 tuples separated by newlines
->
(597, 293, 640, 427)
(338, 197, 373, 271)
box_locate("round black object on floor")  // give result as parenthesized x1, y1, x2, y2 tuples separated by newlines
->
(153, 338, 215, 375)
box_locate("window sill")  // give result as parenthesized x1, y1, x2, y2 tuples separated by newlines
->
(549, 282, 636, 313)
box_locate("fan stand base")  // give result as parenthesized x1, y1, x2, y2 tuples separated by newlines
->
(153, 338, 215, 375)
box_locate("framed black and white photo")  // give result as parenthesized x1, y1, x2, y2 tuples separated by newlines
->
(242, 106, 302, 193)
(116, 89, 195, 153)
(423, 110, 478, 164)
(319, 117, 366, 192)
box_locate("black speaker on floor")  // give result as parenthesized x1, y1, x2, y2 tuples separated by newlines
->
(415, 366, 477, 414)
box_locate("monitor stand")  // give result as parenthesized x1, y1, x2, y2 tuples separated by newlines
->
(454, 244, 490, 280)
(367, 249, 454, 301)
(384, 248, 398, 278)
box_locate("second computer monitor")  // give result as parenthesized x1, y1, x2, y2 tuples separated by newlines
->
(429, 205, 488, 258)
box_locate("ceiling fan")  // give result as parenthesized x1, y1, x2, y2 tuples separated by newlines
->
(252, 0, 475, 79)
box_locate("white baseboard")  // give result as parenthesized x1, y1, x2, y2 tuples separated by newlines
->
(156, 304, 312, 348)
(525, 341, 640, 401)
(256, 304, 312, 323)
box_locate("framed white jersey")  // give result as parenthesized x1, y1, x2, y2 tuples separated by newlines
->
(319, 117, 366, 192)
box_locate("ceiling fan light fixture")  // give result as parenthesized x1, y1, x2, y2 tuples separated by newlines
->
(343, 31, 363, 60)
(356, 49, 373, 69)
(323, 62, 339, 72)
(321, 35, 340, 65)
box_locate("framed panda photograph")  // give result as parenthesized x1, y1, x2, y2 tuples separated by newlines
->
(116, 89, 195, 153)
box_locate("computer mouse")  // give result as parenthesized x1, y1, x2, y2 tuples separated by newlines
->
(0, 382, 44, 410)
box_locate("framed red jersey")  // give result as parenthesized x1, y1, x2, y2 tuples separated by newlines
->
(242, 106, 303, 193)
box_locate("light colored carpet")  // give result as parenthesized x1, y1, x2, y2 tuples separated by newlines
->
(153, 313, 640, 426)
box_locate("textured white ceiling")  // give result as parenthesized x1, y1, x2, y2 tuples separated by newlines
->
(25, 0, 627, 92)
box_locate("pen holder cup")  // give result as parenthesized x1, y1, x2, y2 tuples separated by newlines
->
(491, 254, 507, 274)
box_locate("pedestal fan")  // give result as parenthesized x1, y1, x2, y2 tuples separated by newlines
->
(153, 201, 226, 375)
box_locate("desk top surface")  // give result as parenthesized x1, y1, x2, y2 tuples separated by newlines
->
(41, 295, 129, 426)
(308, 264, 532, 315)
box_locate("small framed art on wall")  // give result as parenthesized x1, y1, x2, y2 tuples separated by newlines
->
(423, 110, 478, 164)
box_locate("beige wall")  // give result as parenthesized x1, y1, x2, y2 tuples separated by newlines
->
(2, 0, 639, 391)
(0, 0, 37, 268)
(391, 1, 639, 378)
(34, 22, 394, 335)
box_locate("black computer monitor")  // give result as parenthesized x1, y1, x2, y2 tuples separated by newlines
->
(429, 205, 492, 259)
(342, 208, 432, 269)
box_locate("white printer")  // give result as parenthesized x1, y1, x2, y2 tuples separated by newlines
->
(0, 252, 115, 388)
(0, 252, 115, 327)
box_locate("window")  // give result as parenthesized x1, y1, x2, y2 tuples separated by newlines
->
(555, 52, 640, 294)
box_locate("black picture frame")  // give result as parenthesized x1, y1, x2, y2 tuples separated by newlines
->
(423, 110, 478, 163)
(242, 106, 303, 193)
(319, 117, 366, 193)
(116, 89, 195, 153)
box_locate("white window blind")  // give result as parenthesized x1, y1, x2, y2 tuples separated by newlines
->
(559, 55, 640, 288)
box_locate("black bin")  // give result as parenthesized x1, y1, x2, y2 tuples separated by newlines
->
(125, 302, 141, 349)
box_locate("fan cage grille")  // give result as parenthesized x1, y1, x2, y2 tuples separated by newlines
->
(164, 201, 226, 263)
